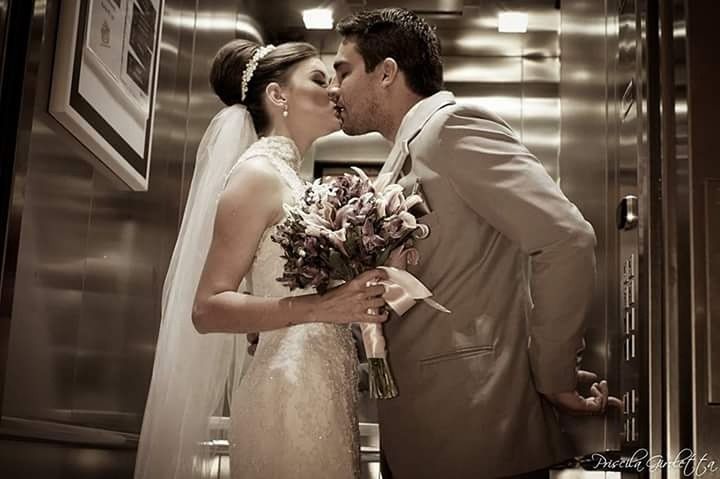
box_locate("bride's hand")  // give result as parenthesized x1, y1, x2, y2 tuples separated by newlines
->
(311, 270, 389, 324)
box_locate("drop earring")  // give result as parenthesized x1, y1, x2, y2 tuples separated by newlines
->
(282, 104, 289, 118)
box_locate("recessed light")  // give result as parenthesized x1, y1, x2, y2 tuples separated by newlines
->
(302, 9, 333, 30)
(498, 12, 528, 33)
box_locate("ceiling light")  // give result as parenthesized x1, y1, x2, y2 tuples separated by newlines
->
(302, 9, 333, 30)
(498, 12, 528, 33)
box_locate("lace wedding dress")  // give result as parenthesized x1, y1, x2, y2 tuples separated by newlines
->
(226, 136, 360, 479)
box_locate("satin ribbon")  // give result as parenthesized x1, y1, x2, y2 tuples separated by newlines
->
(377, 266, 451, 316)
(360, 266, 450, 359)
(361, 323, 388, 359)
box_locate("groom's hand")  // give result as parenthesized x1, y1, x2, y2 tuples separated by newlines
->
(543, 370, 624, 415)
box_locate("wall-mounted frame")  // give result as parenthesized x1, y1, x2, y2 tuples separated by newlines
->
(50, 0, 163, 191)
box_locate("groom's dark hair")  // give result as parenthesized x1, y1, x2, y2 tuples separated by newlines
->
(336, 8, 443, 97)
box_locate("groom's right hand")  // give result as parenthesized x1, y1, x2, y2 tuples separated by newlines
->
(543, 370, 624, 415)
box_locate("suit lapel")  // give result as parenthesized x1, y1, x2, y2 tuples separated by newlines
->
(376, 91, 456, 191)
(390, 92, 456, 176)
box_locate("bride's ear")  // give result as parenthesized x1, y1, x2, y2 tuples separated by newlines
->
(265, 82, 288, 110)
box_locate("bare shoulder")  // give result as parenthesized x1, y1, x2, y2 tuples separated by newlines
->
(219, 156, 284, 221)
(225, 156, 283, 192)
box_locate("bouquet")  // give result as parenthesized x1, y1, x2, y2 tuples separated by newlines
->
(271, 167, 449, 399)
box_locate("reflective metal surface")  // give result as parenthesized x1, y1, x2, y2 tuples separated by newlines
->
(0, 0, 36, 407)
(557, 0, 622, 457)
(1, 0, 717, 477)
(0, 0, 242, 475)
(0, 438, 138, 479)
(683, 0, 720, 470)
(659, 0, 692, 475)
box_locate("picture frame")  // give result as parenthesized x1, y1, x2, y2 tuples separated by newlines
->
(49, 0, 164, 191)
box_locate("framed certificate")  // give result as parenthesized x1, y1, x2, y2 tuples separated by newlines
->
(49, 0, 164, 191)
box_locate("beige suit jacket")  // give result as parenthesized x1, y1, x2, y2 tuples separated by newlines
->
(376, 91, 597, 478)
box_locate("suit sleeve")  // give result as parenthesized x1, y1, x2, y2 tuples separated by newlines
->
(436, 110, 597, 394)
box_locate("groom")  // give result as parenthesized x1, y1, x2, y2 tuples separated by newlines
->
(329, 7, 619, 479)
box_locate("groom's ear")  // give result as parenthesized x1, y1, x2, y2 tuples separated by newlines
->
(265, 82, 287, 108)
(379, 58, 399, 88)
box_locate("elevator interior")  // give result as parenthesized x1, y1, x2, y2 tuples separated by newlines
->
(0, 0, 718, 478)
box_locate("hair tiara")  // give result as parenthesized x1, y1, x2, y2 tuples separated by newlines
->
(241, 45, 276, 102)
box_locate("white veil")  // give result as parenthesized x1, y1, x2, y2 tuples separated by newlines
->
(135, 104, 257, 478)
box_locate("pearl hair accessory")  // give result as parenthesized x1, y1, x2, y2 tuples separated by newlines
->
(240, 45, 276, 103)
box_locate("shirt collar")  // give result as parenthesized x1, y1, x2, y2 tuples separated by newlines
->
(393, 90, 456, 146)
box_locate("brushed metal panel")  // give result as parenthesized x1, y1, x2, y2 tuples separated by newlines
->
(259, 1, 559, 58)
(558, 0, 622, 456)
(444, 56, 522, 83)
(180, 0, 247, 210)
(1, 2, 246, 479)
(0, 0, 45, 412)
(706, 179, 720, 405)
(364, 0, 463, 14)
(448, 56, 523, 132)
(1, 0, 95, 422)
(659, 0, 694, 474)
(0, 438, 137, 479)
(522, 56, 560, 179)
(684, 0, 720, 469)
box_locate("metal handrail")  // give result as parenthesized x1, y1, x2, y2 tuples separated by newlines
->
(0, 416, 139, 449)
(0, 416, 381, 463)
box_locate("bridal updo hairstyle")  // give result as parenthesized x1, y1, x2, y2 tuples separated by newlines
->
(210, 40, 319, 134)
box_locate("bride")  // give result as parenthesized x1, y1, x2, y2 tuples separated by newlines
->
(134, 40, 389, 479)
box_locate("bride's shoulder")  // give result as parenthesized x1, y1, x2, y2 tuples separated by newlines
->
(224, 156, 283, 194)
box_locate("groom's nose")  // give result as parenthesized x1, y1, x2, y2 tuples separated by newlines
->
(327, 84, 340, 102)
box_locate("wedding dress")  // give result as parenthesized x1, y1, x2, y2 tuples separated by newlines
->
(226, 136, 361, 479)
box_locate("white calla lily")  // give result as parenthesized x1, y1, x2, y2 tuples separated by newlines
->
(403, 194, 424, 211)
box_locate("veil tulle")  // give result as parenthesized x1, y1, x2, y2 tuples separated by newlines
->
(135, 104, 258, 478)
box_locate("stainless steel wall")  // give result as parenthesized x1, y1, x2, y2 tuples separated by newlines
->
(682, 0, 720, 471)
(557, 0, 623, 456)
(0, 0, 245, 475)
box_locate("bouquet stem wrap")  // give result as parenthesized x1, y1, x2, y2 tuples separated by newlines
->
(360, 266, 450, 399)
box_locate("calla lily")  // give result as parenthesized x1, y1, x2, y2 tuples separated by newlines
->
(380, 184, 404, 216)
(397, 211, 418, 229)
(375, 198, 386, 218)
(325, 228, 349, 256)
(414, 224, 430, 239)
(350, 166, 369, 182)
(403, 194, 424, 211)
(335, 203, 359, 229)
(298, 209, 333, 230)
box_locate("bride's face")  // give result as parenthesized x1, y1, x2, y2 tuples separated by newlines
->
(284, 57, 341, 139)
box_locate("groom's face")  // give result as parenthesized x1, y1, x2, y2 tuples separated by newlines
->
(329, 40, 382, 136)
